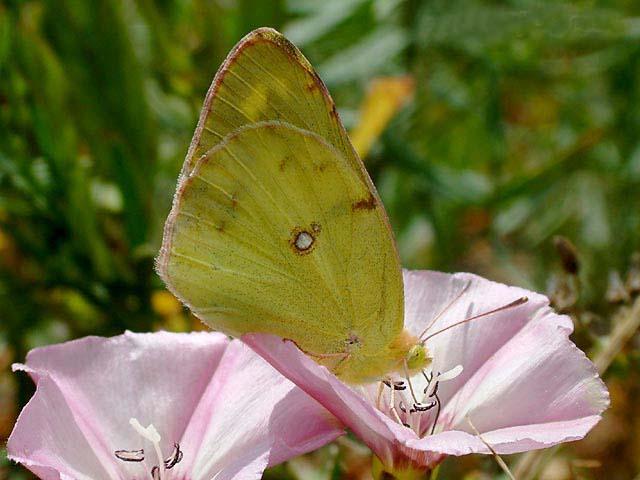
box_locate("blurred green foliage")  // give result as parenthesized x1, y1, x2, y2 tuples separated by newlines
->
(1, 0, 640, 479)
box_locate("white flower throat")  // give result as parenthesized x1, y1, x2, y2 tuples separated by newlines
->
(114, 418, 183, 480)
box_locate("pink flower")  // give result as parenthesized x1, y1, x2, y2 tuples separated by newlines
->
(244, 270, 609, 476)
(8, 331, 343, 480)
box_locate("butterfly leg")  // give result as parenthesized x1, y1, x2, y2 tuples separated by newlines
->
(376, 381, 385, 409)
(283, 338, 349, 359)
(422, 371, 442, 435)
(387, 380, 404, 425)
(404, 360, 434, 413)
(429, 392, 442, 435)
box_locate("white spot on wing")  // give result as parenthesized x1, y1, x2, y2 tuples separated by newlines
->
(295, 231, 314, 251)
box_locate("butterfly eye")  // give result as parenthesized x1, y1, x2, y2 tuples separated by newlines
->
(405, 344, 429, 371)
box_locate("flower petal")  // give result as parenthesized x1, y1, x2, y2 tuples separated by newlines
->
(403, 270, 571, 411)
(177, 340, 344, 480)
(247, 270, 608, 470)
(13, 331, 230, 478)
(8, 375, 115, 480)
(435, 318, 609, 446)
(243, 333, 413, 468)
(406, 416, 602, 456)
(404, 270, 608, 455)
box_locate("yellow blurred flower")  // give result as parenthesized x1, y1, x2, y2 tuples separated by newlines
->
(349, 76, 414, 159)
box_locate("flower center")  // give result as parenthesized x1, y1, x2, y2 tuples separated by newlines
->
(113, 418, 184, 480)
(374, 365, 463, 438)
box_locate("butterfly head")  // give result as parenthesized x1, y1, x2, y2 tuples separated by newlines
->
(405, 342, 431, 372)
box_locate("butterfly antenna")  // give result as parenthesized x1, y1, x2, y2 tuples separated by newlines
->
(429, 392, 442, 435)
(421, 297, 528, 343)
(418, 280, 472, 341)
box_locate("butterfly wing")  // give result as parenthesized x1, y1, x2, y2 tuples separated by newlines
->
(184, 28, 363, 180)
(158, 29, 404, 380)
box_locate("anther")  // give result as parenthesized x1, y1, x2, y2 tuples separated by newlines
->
(393, 380, 406, 391)
(164, 443, 183, 469)
(413, 401, 436, 412)
(114, 449, 145, 462)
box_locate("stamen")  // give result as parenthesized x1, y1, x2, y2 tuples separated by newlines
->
(402, 360, 421, 405)
(421, 297, 528, 343)
(388, 381, 403, 425)
(376, 381, 385, 409)
(114, 449, 145, 462)
(130, 418, 161, 444)
(164, 443, 183, 469)
(392, 380, 406, 391)
(426, 380, 439, 397)
(418, 366, 461, 436)
(130, 418, 166, 480)
(438, 364, 464, 382)
(429, 392, 442, 436)
(413, 401, 436, 412)
(424, 365, 463, 397)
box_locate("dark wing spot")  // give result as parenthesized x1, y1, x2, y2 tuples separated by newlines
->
(352, 193, 377, 211)
(305, 81, 320, 92)
(279, 155, 292, 171)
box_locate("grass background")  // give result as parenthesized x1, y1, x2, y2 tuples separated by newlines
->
(1, 0, 640, 478)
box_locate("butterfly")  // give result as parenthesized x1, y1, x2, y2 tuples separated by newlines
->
(157, 27, 429, 384)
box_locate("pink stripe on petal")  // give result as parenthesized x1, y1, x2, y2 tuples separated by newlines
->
(178, 340, 343, 480)
(10, 331, 341, 480)
(8, 376, 117, 480)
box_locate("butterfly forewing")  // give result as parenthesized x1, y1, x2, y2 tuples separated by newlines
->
(185, 28, 363, 182)
(159, 122, 403, 359)
(159, 28, 405, 379)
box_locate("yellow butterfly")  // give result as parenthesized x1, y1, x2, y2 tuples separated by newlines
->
(157, 27, 428, 384)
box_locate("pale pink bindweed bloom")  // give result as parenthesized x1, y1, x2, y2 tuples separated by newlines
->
(245, 270, 610, 477)
(8, 331, 343, 480)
